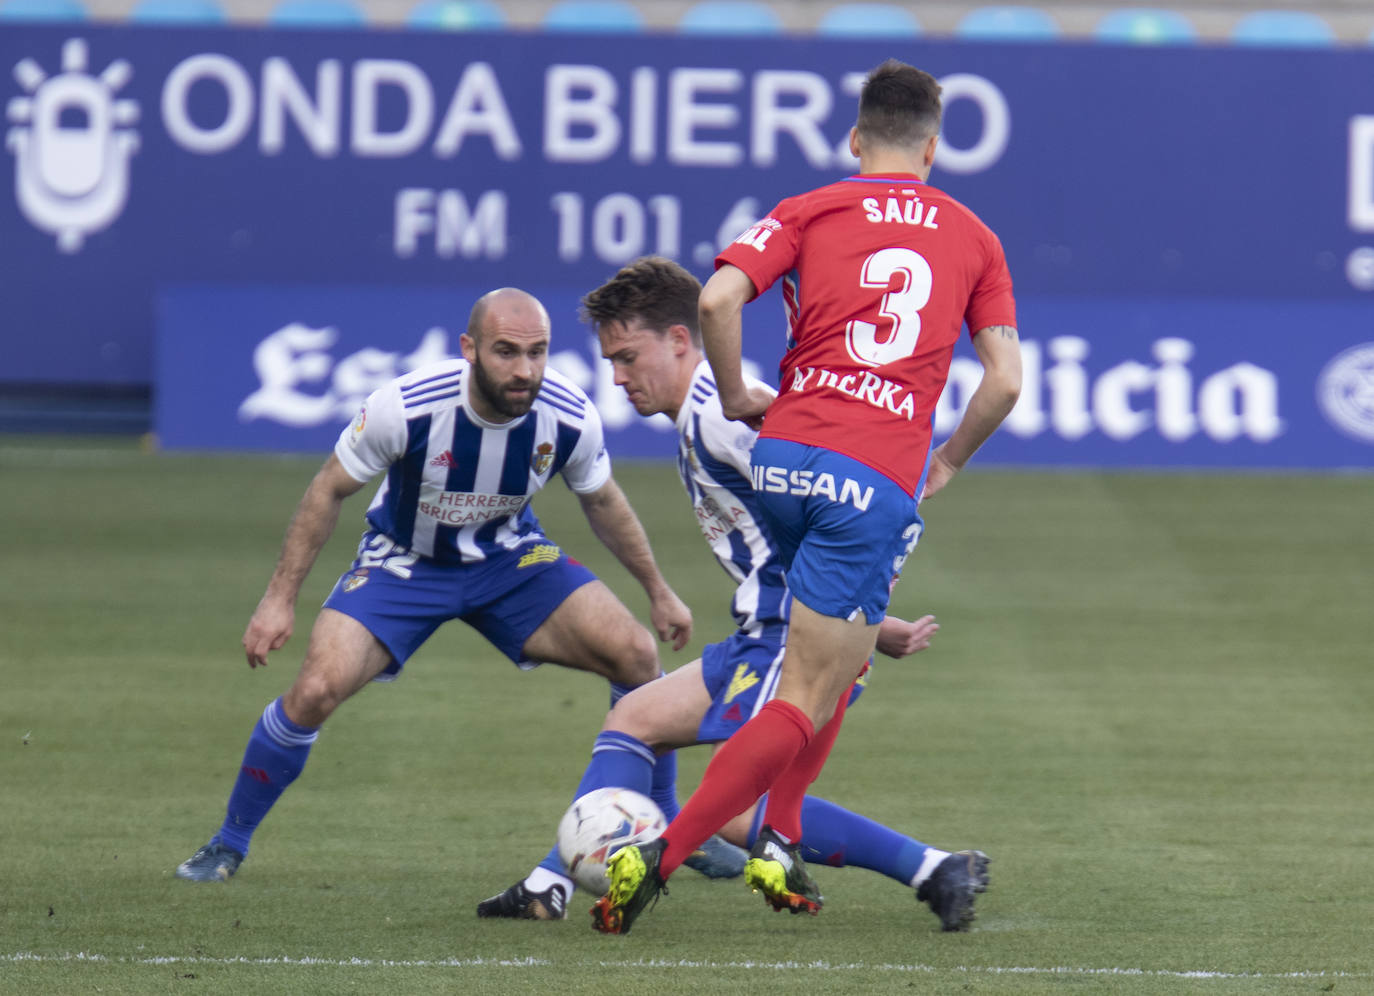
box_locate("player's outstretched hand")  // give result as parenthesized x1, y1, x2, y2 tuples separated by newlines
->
(875, 614, 939, 659)
(243, 595, 295, 668)
(920, 445, 960, 501)
(649, 588, 693, 651)
(720, 384, 774, 431)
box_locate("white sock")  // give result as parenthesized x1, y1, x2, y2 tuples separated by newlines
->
(910, 847, 952, 887)
(524, 867, 574, 899)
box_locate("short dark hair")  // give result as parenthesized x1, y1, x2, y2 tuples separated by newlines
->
(580, 256, 703, 347)
(856, 59, 941, 149)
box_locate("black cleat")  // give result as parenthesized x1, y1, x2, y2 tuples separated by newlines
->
(916, 850, 990, 932)
(476, 880, 568, 920)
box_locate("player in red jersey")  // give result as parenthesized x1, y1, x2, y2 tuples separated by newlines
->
(592, 60, 1021, 934)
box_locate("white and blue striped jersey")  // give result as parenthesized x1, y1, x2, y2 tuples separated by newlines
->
(676, 361, 789, 634)
(334, 359, 610, 564)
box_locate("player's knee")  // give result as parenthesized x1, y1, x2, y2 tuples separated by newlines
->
(605, 624, 659, 687)
(603, 691, 660, 746)
(282, 673, 346, 728)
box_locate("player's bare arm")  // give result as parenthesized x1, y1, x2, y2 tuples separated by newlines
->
(699, 264, 772, 429)
(923, 325, 1022, 501)
(875, 614, 940, 658)
(575, 478, 693, 650)
(243, 454, 368, 668)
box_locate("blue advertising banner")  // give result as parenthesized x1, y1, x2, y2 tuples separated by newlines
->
(4, 25, 1374, 465)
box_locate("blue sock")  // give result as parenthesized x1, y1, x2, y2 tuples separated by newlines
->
(609, 679, 680, 819)
(746, 795, 930, 887)
(537, 731, 655, 874)
(214, 698, 318, 857)
(649, 748, 680, 822)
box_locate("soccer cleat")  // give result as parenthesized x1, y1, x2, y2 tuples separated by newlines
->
(175, 841, 244, 882)
(681, 833, 747, 879)
(743, 825, 822, 915)
(476, 880, 568, 920)
(589, 837, 668, 935)
(916, 850, 990, 932)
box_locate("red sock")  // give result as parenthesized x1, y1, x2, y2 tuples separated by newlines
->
(761, 682, 854, 842)
(659, 699, 812, 878)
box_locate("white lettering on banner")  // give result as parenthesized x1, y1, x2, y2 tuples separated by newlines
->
(544, 64, 621, 163)
(352, 60, 432, 157)
(550, 192, 682, 263)
(751, 465, 875, 511)
(162, 56, 521, 160)
(154, 53, 1006, 172)
(163, 54, 253, 154)
(261, 58, 340, 156)
(751, 71, 833, 169)
(544, 65, 1008, 172)
(238, 326, 452, 425)
(432, 62, 520, 158)
(934, 74, 1011, 176)
(234, 328, 752, 433)
(936, 336, 1284, 444)
(394, 188, 507, 258)
(668, 68, 744, 167)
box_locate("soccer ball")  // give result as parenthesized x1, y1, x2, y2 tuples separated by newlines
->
(556, 787, 666, 894)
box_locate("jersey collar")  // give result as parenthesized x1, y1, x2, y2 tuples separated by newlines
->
(844, 173, 926, 184)
(676, 361, 714, 435)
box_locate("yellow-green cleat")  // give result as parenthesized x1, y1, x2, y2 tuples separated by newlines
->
(590, 837, 668, 935)
(744, 825, 822, 915)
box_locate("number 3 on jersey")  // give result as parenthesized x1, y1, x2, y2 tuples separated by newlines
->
(844, 248, 933, 367)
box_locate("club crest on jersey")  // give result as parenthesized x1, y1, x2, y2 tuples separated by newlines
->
(517, 543, 561, 569)
(532, 441, 555, 475)
(342, 569, 369, 592)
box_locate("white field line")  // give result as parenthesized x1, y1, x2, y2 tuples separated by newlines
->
(2, 952, 1366, 980)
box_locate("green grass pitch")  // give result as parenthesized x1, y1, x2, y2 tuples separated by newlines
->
(2, 435, 1371, 994)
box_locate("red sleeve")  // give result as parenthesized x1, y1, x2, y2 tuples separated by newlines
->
(964, 229, 1017, 337)
(714, 197, 802, 299)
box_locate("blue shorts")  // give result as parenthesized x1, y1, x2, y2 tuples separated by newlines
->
(750, 437, 922, 624)
(697, 623, 867, 743)
(323, 530, 597, 677)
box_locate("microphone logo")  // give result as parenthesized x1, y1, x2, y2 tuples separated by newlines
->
(7, 38, 139, 252)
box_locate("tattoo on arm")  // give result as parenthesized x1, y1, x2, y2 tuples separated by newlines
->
(978, 324, 1018, 341)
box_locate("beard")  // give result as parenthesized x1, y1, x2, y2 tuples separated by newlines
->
(471, 355, 541, 418)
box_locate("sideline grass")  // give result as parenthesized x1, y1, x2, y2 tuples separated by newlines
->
(2, 437, 1371, 993)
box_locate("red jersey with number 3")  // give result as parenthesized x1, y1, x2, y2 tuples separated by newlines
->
(716, 173, 1016, 496)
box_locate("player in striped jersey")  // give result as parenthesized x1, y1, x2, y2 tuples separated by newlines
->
(481, 259, 984, 932)
(176, 288, 693, 884)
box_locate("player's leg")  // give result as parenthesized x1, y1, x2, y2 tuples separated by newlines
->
(756, 601, 876, 840)
(478, 662, 713, 919)
(727, 796, 987, 931)
(519, 578, 659, 687)
(512, 572, 683, 822)
(646, 601, 875, 885)
(178, 538, 444, 882)
(176, 609, 394, 881)
(601, 443, 911, 914)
